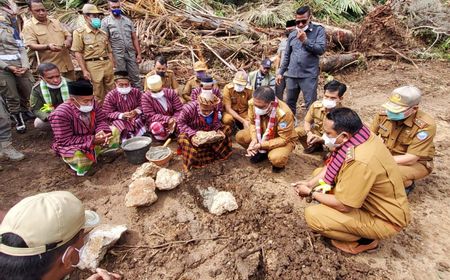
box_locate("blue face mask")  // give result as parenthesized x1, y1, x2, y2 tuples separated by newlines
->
(386, 110, 406, 121)
(91, 18, 101, 29)
(111, 9, 122, 16)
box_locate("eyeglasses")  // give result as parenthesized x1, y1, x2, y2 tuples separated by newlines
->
(296, 19, 308, 25)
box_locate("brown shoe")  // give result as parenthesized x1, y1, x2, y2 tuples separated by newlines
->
(331, 239, 379, 254)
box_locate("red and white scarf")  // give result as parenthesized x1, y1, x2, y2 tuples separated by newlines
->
(324, 126, 371, 184)
(255, 98, 278, 153)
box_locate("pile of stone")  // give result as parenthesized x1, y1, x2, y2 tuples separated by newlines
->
(125, 162, 183, 207)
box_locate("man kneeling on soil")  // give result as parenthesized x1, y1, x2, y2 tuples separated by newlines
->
(294, 108, 410, 254)
(49, 80, 120, 176)
(236, 86, 297, 173)
(31, 63, 71, 131)
(0, 191, 120, 280)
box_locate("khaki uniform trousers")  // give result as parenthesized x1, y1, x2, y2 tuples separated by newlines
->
(305, 204, 400, 242)
(62, 70, 76, 81)
(236, 128, 294, 168)
(398, 161, 431, 186)
(86, 60, 114, 101)
(0, 69, 33, 114)
(222, 111, 248, 127)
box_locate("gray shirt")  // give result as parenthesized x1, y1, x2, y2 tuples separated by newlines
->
(101, 15, 136, 54)
(278, 23, 326, 78)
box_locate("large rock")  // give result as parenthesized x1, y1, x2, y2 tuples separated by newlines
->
(125, 177, 158, 207)
(78, 224, 127, 271)
(201, 187, 238, 215)
(131, 162, 161, 181)
(155, 168, 183, 190)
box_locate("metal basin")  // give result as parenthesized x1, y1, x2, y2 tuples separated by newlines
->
(121, 136, 152, 164)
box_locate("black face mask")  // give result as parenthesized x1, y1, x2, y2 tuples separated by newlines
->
(156, 71, 165, 77)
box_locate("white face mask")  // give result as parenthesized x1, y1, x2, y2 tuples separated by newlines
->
(297, 25, 309, 32)
(47, 80, 63, 89)
(322, 98, 337, 109)
(117, 87, 132, 95)
(234, 84, 245, 92)
(151, 90, 164, 99)
(199, 111, 213, 117)
(73, 98, 94, 113)
(202, 89, 213, 95)
(62, 245, 85, 268)
(255, 106, 270, 116)
(322, 132, 343, 149)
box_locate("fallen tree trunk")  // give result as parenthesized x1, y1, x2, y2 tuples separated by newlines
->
(316, 22, 355, 50)
(320, 52, 364, 72)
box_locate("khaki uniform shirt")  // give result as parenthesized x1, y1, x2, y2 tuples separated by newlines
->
(101, 15, 135, 54)
(334, 134, 410, 228)
(144, 70, 179, 91)
(304, 100, 328, 135)
(370, 110, 436, 161)
(222, 83, 253, 115)
(0, 22, 29, 69)
(22, 17, 74, 72)
(248, 99, 297, 150)
(71, 25, 111, 60)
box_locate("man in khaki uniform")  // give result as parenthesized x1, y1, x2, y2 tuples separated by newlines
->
(371, 86, 435, 193)
(236, 86, 297, 173)
(71, 4, 114, 101)
(22, 0, 75, 80)
(222, 70, 253, 128)
(294, 108, 410, 254)
(144, 55, 179, 92)
(296, 80, 347, 153)
(0, 12, 33, 133)
(182, 60, 218, 103)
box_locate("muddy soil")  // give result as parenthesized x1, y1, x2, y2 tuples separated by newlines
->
(1, 59, 449, 280)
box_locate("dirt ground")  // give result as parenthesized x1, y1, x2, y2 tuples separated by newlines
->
(1, 59, 449, 280)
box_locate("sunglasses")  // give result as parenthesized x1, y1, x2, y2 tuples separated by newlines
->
(296, 19, 308, 25)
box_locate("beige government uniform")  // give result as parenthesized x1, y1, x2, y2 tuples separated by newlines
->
(144, 70, 179, 91)
(305, 134, 410, 241)
(295, 100, 332, 148)
(370, 110, 435, 184)
(236, 99, 297, 167)
(222, 83, 253, 127)
(22, 17, 75, 80)
(71, 25, 114, 101)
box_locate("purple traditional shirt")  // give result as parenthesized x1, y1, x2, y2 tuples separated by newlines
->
(177, 101, 222, 138)
(141, 88, 184, 125)
(49, 100, 110, 157)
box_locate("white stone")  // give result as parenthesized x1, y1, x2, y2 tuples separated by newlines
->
(131, 162, 161, 181)
(125, 177, 158, 207)
(155, 168, 183, 190)
(77, 224, 127, 272)
(200, 187, 238, 215)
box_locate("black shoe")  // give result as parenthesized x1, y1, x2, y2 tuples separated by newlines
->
(405, 181, 416, 196)
(11, 113, 26, 133)
(303, 144, 324, 154)
(250, 152, 268, 164)
(21, 111, 35, 121)
(272, 166, 285, 173)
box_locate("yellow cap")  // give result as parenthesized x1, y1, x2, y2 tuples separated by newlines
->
(146, 75, 163, 92)
(233, 70, 248, 86)
(82, 4, 103, 14)
(0, 191, 100, 256)
(193, 61, 208, 72)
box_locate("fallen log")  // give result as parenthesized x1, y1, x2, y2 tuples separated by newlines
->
(316, 22, 355, 50)
(320, 52, 364, 72)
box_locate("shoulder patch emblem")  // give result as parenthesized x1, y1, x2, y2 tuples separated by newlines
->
(417, 131, 428, 141)
(279, 121, 287, 129)
(413, 118, 428, 129)
(345, 147, 355, 163)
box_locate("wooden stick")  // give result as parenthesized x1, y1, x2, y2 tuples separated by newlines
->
(389, 47, 419, 69)
(202, 41, 237, 72)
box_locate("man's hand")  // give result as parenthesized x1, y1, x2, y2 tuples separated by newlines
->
(48, 43, 62, 52)
(242, 120, 250, 130)
(246, 139, 260, 157)
(191, 135, 199, 147)
(94, 131, 112, 145)
(275, 74, 284, 86)
(86, 268, 121, 280)
(294, 183, 312, 197)
(7, 65, 20, 74)
(83, 71, 92, 81)
(297, 30, 307, 43)
(168, 118, 176, 133)
(136, 54, 142, 64)
(306, 132, 323, 146)
(63, 39, 71, 48)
